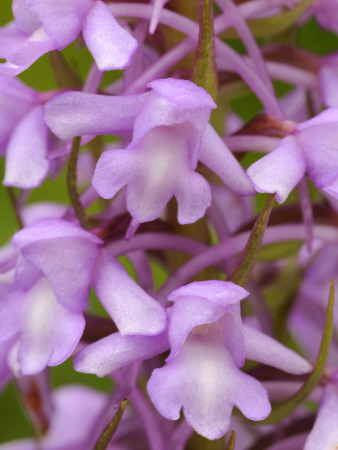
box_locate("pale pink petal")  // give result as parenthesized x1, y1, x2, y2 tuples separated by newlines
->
(166, 296, 226, 361)
(82, 0, 138, 71)
(13, 0, 41, 33)
(149, 0, 168, 34)
(92, 149, 134, 199)
(148, 336, 271, 440)
(174, 171, 212, 224)
(93, 250, 167, 336)
(243, 324, 312, 374)
(18, 278, 85, 374)
(319, 65, 338, 108)
(26, 0, 92, 49)
(13, 219, 102, 311)
(304, 382, 338, 450)
(200, 125, 255, 195)
(0, 23, 28, 59)
(4, 27, 55, 70)
(247, 135, 306, 203)
(12, 219, 102, 247)
(4, 106, 50, 189)
(168, 280, 249, 307)
(0, 291, 23, 342)
(44, 91, 147, 139)
(296, 112, 338, 188)
(74, 331, 169, 377)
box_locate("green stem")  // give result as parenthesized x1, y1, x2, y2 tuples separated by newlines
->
(94, 399, 127, 450)
(7, 187, 23, 230)
(191, 0, 218, 99)
(67, 136, 91, 230)
(225, 431, 236, 450)
(263, 279, 335, 424)
(228, 194, 275, 287)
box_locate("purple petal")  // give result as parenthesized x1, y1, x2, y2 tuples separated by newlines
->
(44, 385, 106, 448)
(14, 255, 43, 291)
(18, 278, 85, 375)
(247, 135, 306, 203)
(133, 79, 216, 164)
(304, 382, 338, 450)
(243, 325, 312, 374)
(44, 91, 147, 139)
(12, 218, 102, 247)
(0, 338, 15, 391)
(13, 0, 41, 34)
(168, 280, 249, 308)
(319, 66, 338, 108)
(221, 311, 245, 367)
(13, 219, 102, 311)
(166, 296, 226, 361)
(74, 331, 169, 377)
(126, 127, 186, 222)
(26, 0, 92, 50)
(296, 109, 338, 188)
(92, 149, 134, 199)
(0, 291, 23, 342)
(148, 335, 271, 440)
(200, 125, 255, 195)
(21, 202, 66, 226)
(82, 0, 138, 71)
(149, 0, 168, 34)
(322, 177, 338, 199)
(3, 106, 50, 189)
(2, 28, 55, 74)
(174, 171, 212, 224)
(0, 73, 38, 153)
(93, 250, 167, 336)
(148, 78, 216, 112)
(0, 23, 28, 59)
(0, 24, 54, 76)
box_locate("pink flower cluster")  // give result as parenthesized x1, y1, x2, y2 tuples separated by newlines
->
(1, 0, 338, 449)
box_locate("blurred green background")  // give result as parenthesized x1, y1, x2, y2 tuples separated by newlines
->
(1, 0, 338, 444)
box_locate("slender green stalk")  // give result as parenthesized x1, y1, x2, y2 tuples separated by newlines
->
(228, 194, 275, 287)
(67, 136, 91, 230)
(225, 431, 236, 450)
(191, 0, 218, 99)
(263, 279, 335, 424)
(94, 399, 127, 450)
(7, 187, 23, 230)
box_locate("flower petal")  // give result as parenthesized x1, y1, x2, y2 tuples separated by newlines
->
(174, 171, 212, 224)
(148, 335, 271, 440)
(168, 280, 249, 308)
(12, 218, 102, 247)
(243, 324, 312, 374)
(296, 110, 338, 188)
(44, 91, 147, 140)
(304, 382, 338, 450)
(82, 0, 138, 71)
(13, 219, 102, 312)
(167, 296, 226, 361)
(92, 149, 134, 199)
(0, 291, 23, 342)
(247, 135, 306, 203)
(18, 278, 85, 374)
(74, 331, 169, 377)
(93, 250, 167, 336)
(0, 73, 38, 153)
(26, 0, 92, 49)
(3, 106, 50, 189)
(13, 0, 41, 34)
(200, 124, 255, 195)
